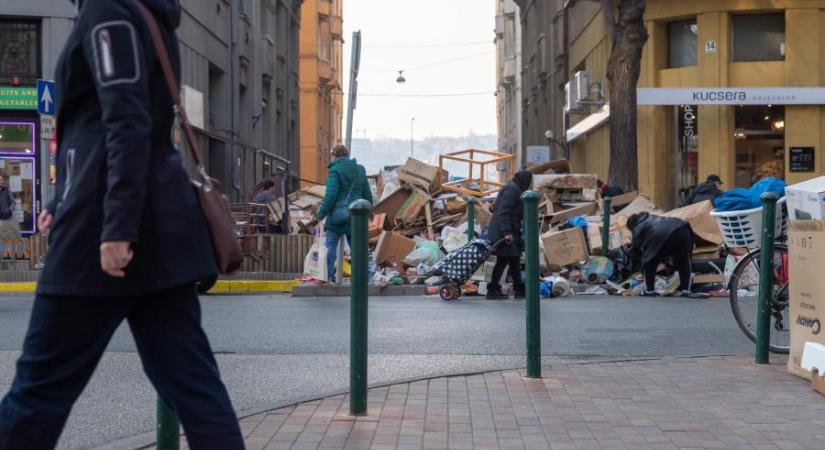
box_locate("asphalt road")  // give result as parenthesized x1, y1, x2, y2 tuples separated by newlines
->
(0, 293, 754, 449)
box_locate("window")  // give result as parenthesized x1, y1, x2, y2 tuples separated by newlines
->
(0, 20, 40, 86)
(667, 19, 697, 68)
(318, 17, 330, 61)
(732, 13, 785, 62)
(0, 122, 35, 154)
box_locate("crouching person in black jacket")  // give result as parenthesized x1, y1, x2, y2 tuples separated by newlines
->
(0, 1, 244, 448)
(627, 212, 694, 297)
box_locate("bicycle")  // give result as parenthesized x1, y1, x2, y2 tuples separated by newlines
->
(711, 198, 790, 354)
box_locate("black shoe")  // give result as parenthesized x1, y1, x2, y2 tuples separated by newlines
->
(513, 290, 525, 299)
(486, 288, 507, 300)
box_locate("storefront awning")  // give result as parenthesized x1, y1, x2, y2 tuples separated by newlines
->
(566, 104, 610, 143)
(638, 87, 825, 105)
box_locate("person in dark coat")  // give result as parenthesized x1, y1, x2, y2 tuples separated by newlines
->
(0, 1, 244, 448)
(486, 170, 533, 299)
(627, 212, 694, 297)
(684, 174, 724, 206)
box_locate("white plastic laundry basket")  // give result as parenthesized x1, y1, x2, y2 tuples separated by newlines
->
(710, 197, 788, 249)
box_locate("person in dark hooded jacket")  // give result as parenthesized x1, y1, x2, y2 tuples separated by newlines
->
(486, 170, 533, 299)
(684, 174, 724, 206)
(0, 1, 244, 448)
(626, 212, 694, 297)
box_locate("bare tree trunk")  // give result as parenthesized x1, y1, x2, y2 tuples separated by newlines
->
(606, 0, 648, 191)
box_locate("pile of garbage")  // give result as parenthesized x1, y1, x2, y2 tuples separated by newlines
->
(283, 155, 755, 298)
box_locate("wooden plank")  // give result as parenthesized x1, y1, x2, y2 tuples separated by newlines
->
(424, 203, 435, 240)
(609, 191, 638, 208)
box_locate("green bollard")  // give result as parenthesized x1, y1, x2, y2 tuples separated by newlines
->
(349, 199, 372, 415)
(467, 196, 476, 241)
(756, 192, 778, 364)
(157, 397, 180, 450)
(522, 190, 541, 378)
(601, 197, 612, 257)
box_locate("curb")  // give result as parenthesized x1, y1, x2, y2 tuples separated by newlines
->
(0, 281, 300, 295)
(208, 280, 300, 294)
(0, 282, 36, 293)
(291, 284, 429, 297)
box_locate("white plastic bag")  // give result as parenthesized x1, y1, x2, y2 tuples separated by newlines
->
(303, 228, 328, 281)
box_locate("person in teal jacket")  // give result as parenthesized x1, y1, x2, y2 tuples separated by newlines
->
(315, 144, 372, 282)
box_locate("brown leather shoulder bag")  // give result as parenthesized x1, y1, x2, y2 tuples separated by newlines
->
(133, 0, 243, 274)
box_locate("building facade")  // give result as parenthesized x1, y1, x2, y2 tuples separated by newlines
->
(299, 0, 344, 186)
(539, 0, 825, 207)
(0, 0, 302, 236)
(514, 0, 567, 164)
(495, 0, 523, 169)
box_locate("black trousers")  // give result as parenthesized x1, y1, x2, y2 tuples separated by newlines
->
(643, 226, 693, 292)
(0, 284, 243, 450)
(489, 256, 523, 293)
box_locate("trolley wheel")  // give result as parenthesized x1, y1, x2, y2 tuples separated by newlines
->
(451, 285, 462, 300)
(439, 284, 457, 301)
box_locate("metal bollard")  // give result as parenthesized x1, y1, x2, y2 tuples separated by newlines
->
(522, 190, 541, 378)
(467, 196, 476, 241)
(349, 199, 372, 415)
(756, 192, 778, 364)
(157, 397, 180, 450)
(601, 196, 612, 257)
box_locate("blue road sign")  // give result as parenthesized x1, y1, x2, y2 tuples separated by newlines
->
(37, 79, 56, 116)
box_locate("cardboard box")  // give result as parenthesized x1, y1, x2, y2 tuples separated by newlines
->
(533, 174, 598, 190)
(663, 200, 724, 247)
(616, 194, 659, 217)
(812, 370, 825, 397)
(786, 176, 825, 221)
(547, 202, 598, 225)
(374, 231, 416, 264)
(692, 274, 725, 285)
(368, 213, 386, 239)
(398, 157, 441, 192)
(541, 227, 589, 268)
(395, 189, 431, 221)
(373, 188, 410, 227)
(788, 220, 825, 380)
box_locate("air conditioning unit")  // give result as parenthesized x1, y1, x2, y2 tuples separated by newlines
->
(564, 81, 583, 114)
(574, 70, 592, 103)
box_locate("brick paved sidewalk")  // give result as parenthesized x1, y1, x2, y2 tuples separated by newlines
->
(175, 356, 825, 450)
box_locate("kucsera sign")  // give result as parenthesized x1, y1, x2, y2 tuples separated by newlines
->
(0, 87, 38, 111)
(638, 87, 825, 105)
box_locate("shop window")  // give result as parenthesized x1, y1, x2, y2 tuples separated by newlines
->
(734, 105, 785, 187)
(668, 19, 697, 68)
(0, 122, 35, 154)
(0, 20, 41, 86)
(732, 13, 785, 62)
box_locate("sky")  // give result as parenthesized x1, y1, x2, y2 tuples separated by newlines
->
(342, 0, 497, 140)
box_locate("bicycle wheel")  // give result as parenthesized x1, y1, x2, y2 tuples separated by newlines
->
(728, 244, 790, 354)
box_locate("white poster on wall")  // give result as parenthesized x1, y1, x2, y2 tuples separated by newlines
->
(9, 176, 21, 192)
(526, 146, 551, 166)
(20, 163, 32, 179)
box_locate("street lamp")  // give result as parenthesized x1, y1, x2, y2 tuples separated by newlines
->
(410, 117, 415, 156)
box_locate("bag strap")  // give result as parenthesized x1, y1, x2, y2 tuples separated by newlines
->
(132, 0, 210, 182)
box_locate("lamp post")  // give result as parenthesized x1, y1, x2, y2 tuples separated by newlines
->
(410, 117, 415, 157)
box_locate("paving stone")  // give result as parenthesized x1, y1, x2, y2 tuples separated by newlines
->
(226, 356, 825, 450)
